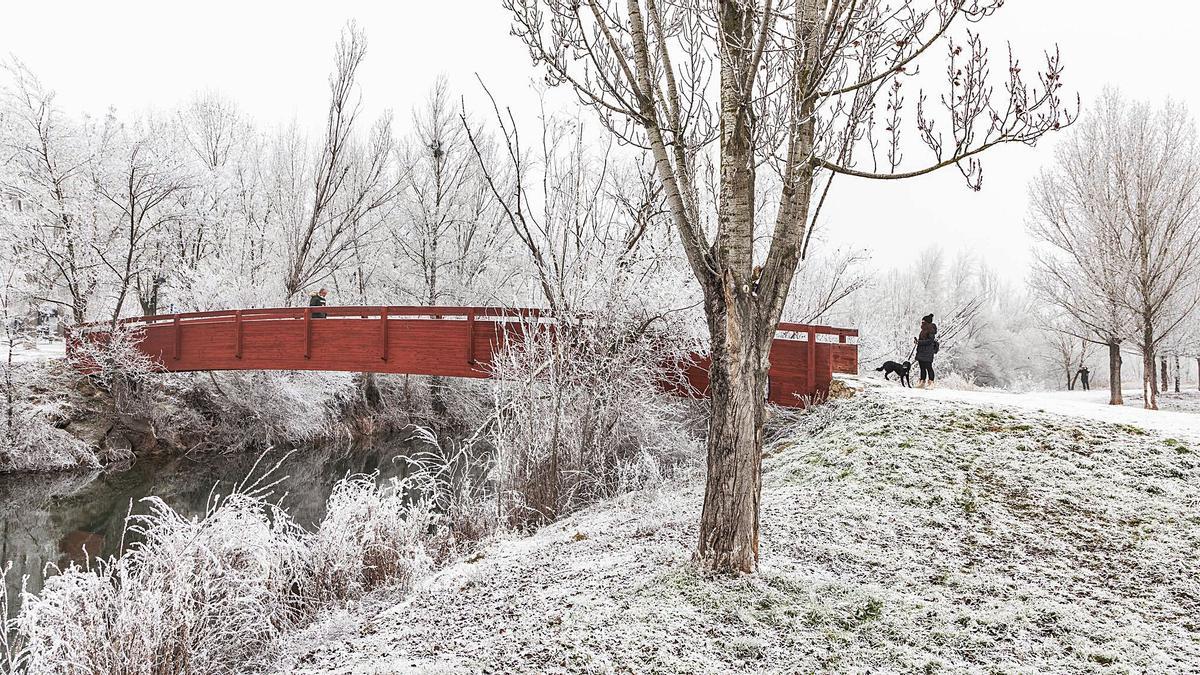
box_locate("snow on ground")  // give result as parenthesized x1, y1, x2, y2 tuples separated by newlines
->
(1, 338, 66, 364)
(277, 392, 1200, 674)
(871, 376, 1200, 440)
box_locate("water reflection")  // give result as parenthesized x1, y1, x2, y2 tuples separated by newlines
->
(1, 435, 435, 618)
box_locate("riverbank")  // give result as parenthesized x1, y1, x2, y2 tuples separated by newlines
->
(0, 352, 481, 474)
(279, 389, 1200, 673)
(0, 435, 442, 621)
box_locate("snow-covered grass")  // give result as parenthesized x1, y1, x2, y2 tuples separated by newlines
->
(277, 391, 1200, 674)
(2, 463, 445, 674)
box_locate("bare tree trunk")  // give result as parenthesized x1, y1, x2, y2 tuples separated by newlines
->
(1108, 341, 1124, 406)
(694, 1, 767, 573)
(501, 0, 1071, 575)
(1160, 355, 1169, 394)
(698, 296, 767, 573)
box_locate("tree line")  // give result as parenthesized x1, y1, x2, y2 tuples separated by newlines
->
(1029, 89, 1200, 410)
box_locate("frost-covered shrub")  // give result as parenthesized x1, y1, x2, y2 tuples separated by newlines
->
(305, 473, 435, 603)
(0, 360, 98, 472)
(67, 324, 159, 412)
(933, 370, 980, 391)
(6, 464, 442, 674)
(184, 370, 358, 452)
(488, 315, 702, 529)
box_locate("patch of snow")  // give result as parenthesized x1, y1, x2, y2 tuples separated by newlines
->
(1, 338, 67, 364)
(868, 376, 1200, 440)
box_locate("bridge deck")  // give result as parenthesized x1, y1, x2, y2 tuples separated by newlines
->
(72, 307, 858, 408)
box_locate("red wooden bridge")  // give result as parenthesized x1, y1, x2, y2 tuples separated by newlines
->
(72, 306, 858, 407)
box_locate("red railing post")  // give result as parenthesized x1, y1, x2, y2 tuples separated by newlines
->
(467, 308, 476, 364)
(304, 308, 312, 359)
(173, 314, 181, 361)
(235, 310, 243, 359)
(380, 306, 389, 362)
(806, 326, 816, 393)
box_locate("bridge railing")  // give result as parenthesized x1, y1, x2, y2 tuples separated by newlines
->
(71, 305, 555, 332)
(69, 306, 858, 407)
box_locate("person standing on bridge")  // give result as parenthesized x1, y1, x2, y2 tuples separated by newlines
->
(914, 313, 939, 389)
(309, 288, 328, 318)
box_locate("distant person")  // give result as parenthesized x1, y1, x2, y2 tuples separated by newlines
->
(914, 313, 939, 389)
(1077, 366, 1090, 391)
(309, 288, 328, 318)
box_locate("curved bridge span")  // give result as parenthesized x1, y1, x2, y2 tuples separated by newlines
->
(73, 306, 858, 408)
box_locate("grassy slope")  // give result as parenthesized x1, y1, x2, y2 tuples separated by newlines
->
(282, 393, 1199, 674)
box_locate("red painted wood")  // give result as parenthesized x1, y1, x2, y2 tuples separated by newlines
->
(73, 307, 858, 408)
(806, 327, 816, 393)
(467, 309, 476, 364)
(380, 307, 389, 362)
(304, 308, 312, 359)
(235, 310, 244, 359)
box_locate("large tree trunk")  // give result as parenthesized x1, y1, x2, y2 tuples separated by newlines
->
(1108, 341, 1123, 406)
(695, 0, 765, 574)
(697, 295, 768, 573)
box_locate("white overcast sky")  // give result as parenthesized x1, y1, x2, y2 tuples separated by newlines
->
(2, 1, 1197, 285)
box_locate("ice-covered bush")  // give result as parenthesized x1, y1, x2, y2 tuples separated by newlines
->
(487, 314, 703, 529)
(184, 370, 358, 452)
(931, 370, 980, 391)
(0, 359, 98, 473)
(305, 473, 435, 603)
(4, 462, 443, 674)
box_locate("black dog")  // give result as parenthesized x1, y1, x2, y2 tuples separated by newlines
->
(875, 360, 912, 387)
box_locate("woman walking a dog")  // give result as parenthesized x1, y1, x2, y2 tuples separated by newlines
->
(915, 313, 939, 388)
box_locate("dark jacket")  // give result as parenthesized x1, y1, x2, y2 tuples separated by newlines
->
(309, 293, 327, 318)
(916, 321, 938, 362)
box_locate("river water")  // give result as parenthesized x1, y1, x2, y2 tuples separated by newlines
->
(0, 436, 435, 619)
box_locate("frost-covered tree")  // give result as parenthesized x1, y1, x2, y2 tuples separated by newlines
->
(468, 99, 679, 315)
(392, 78, 511, 306)
(1029, 102, 1136, 405)
(504, 0, 1074, 570)
(1031, 90, 1200, 409)
(278, 24, 404, 304)
(0, 60, 109, 324)
(91, 114, 192, 321)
